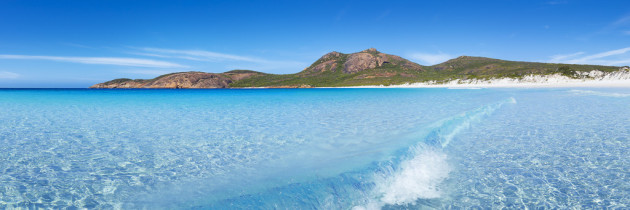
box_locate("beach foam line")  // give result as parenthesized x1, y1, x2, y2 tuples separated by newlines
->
(447, 87, 483, 89)
(569, 89, 630, 98)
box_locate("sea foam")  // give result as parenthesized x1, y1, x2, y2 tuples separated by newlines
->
(569, 89, 630, 97)
(377, 147, 450, 205)
(355, 98, 516, 209)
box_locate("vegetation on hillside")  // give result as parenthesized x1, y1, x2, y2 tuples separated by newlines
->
(230, 54, 621, 87)
(422, 56, 619, 81)
(96, 50, 624, 88)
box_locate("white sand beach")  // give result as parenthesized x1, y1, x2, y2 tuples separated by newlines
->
(341, 69, 630, 88)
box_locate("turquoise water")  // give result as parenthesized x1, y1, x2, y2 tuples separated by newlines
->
(0, 88, 628, 209)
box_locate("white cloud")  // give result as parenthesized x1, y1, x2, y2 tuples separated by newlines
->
(0, 71, 19, 79)
(224, 60, 307, 73)
(575, 47, 630, 62)
(137, 48, 266, 62)
(548, 47, 630, 66)
(579, 14, 630, 40)
(133, 47, 307, 73)
(124, 70, 175, 76)
(0, 54, 187, 68)
(613, 15, 630, 26)
(408, 52, 453, 65)
(549, 52, 584, 63)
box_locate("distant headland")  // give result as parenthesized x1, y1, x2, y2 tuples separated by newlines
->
(90, 48, 630, 88)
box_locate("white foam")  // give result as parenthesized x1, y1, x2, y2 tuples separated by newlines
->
(353, 146, 451, 210)
(377, 147, 451, 205)
(569, 90, 630, 98)
(353, 98, 516, 209)
(447, 87, 483, 89)
(509, 97, 517, 104)
(351, 202, 382, 210)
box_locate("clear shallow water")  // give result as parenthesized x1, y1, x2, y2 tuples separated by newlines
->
(0, 88, 628, 209)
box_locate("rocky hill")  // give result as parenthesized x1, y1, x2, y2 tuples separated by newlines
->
(91, 48, 626, 88)
(302, 48, 423, 74)
(230, 48, 428, 87)
(90, 70, 264, 89)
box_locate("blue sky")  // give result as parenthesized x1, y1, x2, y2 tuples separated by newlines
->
(1, 0, 629, 87)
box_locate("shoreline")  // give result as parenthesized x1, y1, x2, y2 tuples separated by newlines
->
(321, 72, 630, 88)
(332, 80, 630, 88)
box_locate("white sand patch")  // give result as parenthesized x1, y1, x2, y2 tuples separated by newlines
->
(325, 68, 630, 88)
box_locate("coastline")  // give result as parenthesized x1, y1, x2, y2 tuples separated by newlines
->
(324, 71, 630, 88)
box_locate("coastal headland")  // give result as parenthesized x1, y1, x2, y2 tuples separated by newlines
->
(91, 48, 630, 88)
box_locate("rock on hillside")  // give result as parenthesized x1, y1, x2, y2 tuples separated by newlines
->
(90, 71, 264, 89)
(303, 48, 423, 74)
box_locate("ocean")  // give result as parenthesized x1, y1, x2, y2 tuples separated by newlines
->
(0, 88, 628, 209)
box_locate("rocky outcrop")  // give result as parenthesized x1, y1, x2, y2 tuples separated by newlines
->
(144, 72, 232, 88)
(90, 71, 264, 89)
(306, 52, 342, 73)
(91, 79, 148, 88)
(303, 48, 423, 74)
(344, 52, 379, 73)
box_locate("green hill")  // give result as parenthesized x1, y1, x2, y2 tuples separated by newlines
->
(91, 48, 626, 88)
(423, 56, 620, 80)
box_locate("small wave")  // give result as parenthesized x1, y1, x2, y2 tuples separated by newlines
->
(376, 146, 450, 205)
(196, 98, 517, 209)
(425, 97, 516, 148)
(569, 90, 630, 98)
(355, 97, 517, 209)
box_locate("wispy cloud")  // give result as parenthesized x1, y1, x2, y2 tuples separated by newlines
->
(335, 9, 346, 22)
(577, 47, 630, 61)
(0, 54, 187, 68)
(581, 14, 630, 39)
(549, 52, 585, 63)
(224, 60, 306, 73)
(408, 52, 453, 65)
(549, 47, 630, 66)
(123, 70, 175, 76)
(546, 0, 568, 5)
(132, 47, 307, 73)
(62, 42, 97, 49)
(376, 9, 391, 20)
(136, 48, 266, 62)
(612, 15, 630, 26)
(624, 31, 630, 35)
(0, 71, 19, 79)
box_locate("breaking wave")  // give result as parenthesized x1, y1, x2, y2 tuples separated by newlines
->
(186, 98, 517, 209)
(373, 147, 450, 206)
(358, 97, 516, 209)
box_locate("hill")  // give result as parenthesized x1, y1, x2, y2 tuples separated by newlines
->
(90, 48, 626, 88)
(229, 48, 426, 87)
(90, 70, 265, 88)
